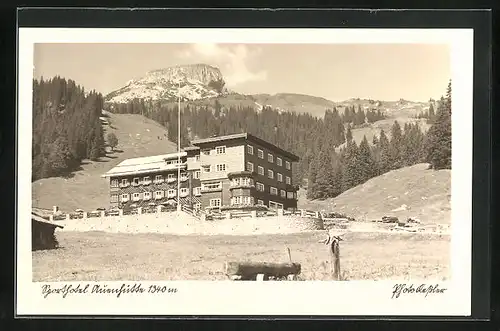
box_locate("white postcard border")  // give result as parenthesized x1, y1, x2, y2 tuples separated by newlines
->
(17, 28, 473, 316)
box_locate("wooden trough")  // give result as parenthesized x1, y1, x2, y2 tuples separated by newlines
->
(225, 261, 301, 281)
(225, 247, 301, 281)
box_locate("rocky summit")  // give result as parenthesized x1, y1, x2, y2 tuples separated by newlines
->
(106, 64, 227, 103)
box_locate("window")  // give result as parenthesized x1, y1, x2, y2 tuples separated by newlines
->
(268, 153, 274, 163)
(180, 188, 188, 195)
(155, 191, 164, 199)
(202, 149, 211, 156)
(193, 203, 202, 210)
(257, 199, 264, 206)
(269, 201, 283, 210)
(246, 161, 254, 172)
(287, 192, 294, 199)
(155, 175, 163, 182)
(216, 146, 226, 154)
(121, 193, 129, 201)
(216, 164, 227, 172)
(133, 192, 141, 201)
(257, 149, 264, 159)
(210, 198, 221, 207)
(111, 179, 119, 187)
(277, 157, 283, 166)
(167, 189, 176, 197)
(277, 173, 283, 182)
(132, 177, 140, 185)
(180, 172, 188, 181)
(280, 189, 286, 198)
(268, 169, 274, 179)
(143, 176, 151, 184)
(195, 155, 200, 161)
(285, 161, 291, 170)
(256, 182, 265, 192)
(194, 171, 200, 179)
(202, 165, 211, 173)
(167, 173, 176, 182)
(270, 187, 278, 195)
(258, 166, 264, 175)
(247, 145, 254, 154)
(193, 187, 201, 196)
(143, 192, 152, 200)
(286, 176, 291, 185)
(121, 179, 129, 186)
(111, 194, 118, 203)
(232, 196, 242, 205)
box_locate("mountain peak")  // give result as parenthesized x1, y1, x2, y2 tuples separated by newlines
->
(106, 64, 226, 103)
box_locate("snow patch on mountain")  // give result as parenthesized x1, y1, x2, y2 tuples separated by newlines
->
(106, 64, 226, 104)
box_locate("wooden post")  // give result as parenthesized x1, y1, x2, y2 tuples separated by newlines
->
(119, 209, 123, 216)
(156, 205, 162, 213)
(278, 209, 284, 217)
(100, 211, 105, 217)
(83, 212, 88, 219)
(137, 207, 143, 215)
(300, 209, 306, 217)
(251, 210, 257, 218)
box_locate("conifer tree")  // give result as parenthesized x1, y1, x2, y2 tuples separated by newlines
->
(389, 120, 403, 169)
(357, 135, 376, 183)
(424, 80, 452, 169)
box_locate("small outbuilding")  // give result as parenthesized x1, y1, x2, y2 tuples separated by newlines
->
(32, 213, 64, 251)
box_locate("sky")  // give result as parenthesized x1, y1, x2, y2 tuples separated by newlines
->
(33, 43, 450, 102)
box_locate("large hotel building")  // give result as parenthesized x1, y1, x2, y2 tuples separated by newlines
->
(102, 133, 300, 211)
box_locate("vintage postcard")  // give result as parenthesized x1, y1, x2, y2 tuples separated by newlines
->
(17, 27, 473, 317)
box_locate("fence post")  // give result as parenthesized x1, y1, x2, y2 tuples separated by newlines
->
(100, 211, 105, 217)
(66, 214, 70, 220)
(315, 211, 320, 218)
(278, 209, 284, 217)
(119, 209, 123, 216)
(301, 209, 306, 217)
(137, 207, 143, 215)
(83, 212, 88, 219)
(251, 210, 257, 218)
(225, 212, 232, 219)
(156, 205, 162, 213)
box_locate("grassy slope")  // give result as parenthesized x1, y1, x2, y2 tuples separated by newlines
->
(33, 231, 449, 281)
(32, 112, 177, 212)
(298, 163, 451, 225)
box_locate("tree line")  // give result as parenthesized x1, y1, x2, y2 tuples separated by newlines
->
(32, 76, 105, 181)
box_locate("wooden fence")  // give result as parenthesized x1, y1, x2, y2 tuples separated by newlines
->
(48, 204, 325, 223)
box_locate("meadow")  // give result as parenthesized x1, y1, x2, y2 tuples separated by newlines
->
(32, 230, 450, 282)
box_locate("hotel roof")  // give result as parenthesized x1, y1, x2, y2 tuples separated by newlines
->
(191, 133, 300, 161)
(101, 152, 187, 178)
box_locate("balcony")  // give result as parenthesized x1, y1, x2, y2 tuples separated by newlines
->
(200, 186, 222, 193)
(180, 176, 188, 182)
(153, 179, 164, 184)
(119, 183, 130, 188)
(167, 193, 177, 199)
(167, 177, 176, 183)
(180, 192, 189, 198)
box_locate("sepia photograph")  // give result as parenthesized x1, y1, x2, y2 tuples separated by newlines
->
(16, 27, 474, 317)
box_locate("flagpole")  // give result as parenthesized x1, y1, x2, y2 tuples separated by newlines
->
(177, 81, 181, 212)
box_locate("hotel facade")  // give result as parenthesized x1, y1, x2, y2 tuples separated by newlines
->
(102, 133, 300, 211)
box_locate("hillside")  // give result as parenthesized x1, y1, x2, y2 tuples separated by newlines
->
(32, 112, 177, 212)
(298, 163, 451, 225)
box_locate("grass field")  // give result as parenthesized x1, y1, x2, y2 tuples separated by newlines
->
(32, 231, 450, 282)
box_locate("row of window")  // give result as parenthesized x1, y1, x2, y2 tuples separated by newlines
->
(247, 145, 291, 169)
(112, 188, 202, 202)
(201, 164, 226, 173)
(111, 173, 189, 187)
(246, 162, 292, 184)
(209, 198, 285, 209)
(256, 182, 296, 199)
(201, 145, 226, 156)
